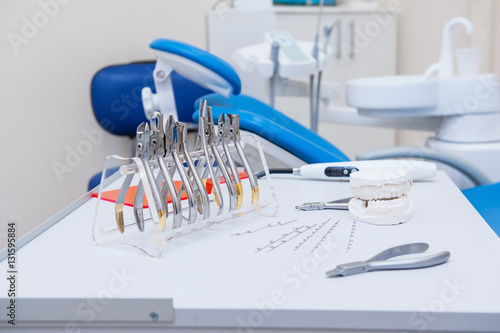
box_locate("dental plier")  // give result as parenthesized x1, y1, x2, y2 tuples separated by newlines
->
(225, 114, 259, 204)
(177, 121, 210, 220)
(133, 122, 167, 232)
(195, 101, 224, 215)
(326, 243, 450, 278)
(295, 197, 351, 211)
(218, 114, 243, 209)
(149, 112, 182, 230)
(166, 116, 198, 225)
(205, 106, 237, 211)
(114, 126, 143, 233)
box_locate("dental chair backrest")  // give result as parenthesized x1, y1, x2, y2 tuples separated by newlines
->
(91, 62, 212, 136)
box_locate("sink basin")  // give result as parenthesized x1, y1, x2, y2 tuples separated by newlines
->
(346, 75, 439, 116)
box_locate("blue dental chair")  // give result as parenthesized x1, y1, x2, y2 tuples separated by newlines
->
(89, 39, 500, 237)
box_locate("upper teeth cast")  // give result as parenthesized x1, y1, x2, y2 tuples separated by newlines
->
(348, 168, 413, 225)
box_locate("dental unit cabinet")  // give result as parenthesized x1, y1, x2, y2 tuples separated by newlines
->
(342, 17, 500, 183)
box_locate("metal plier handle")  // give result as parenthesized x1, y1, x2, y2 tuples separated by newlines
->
(166, 115, 198, 225)
(195, 100, 224, 214)
(295, 197, 351, 211)
(177, 121, 210, 220)
(218, 113, 243, 209)
(149, 112, 183, 230)
(133, 122, 167, 232)
(226, 114, 259, 204)
(326, 243, 450, 278)
(206, 106, 237, 211)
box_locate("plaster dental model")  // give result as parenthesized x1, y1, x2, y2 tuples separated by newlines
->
(349, 168, 413, 225)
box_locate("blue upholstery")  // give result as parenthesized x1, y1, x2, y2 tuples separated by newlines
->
(91, 62, 212, 136)
(150, 39, 241, 95)
(463, 183, 500, 237)
(193, 93, 349, 164)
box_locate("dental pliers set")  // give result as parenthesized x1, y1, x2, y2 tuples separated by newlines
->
(93, 101, 276, 255)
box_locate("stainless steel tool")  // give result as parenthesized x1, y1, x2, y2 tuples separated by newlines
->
(177, 121, 210, 220)
(325, 243, 450, 278)
(295, 197, 351, 211)
(218, 113, 243, 209)
(166, 116, 198, 225)
(133, 122, 167, 232)
(226, 114, 259, 204)
(206, 106, 237, 211)
(196, 100, 224, 214)
(114, 162, 135, 234)
(149, 112, 182, 230)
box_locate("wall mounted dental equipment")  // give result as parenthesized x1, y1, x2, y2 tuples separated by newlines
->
(310, 0, 325, 133)
(325, 243, 450, 278)
(231, 0, 356, 134)
(232, 4, 337, 134)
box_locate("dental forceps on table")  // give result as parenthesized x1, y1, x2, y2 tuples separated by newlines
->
(218, 113, 243, 209)
(149, 112, 182, 230)
(177, 121, 210, 219)
(133, 122, 167, 231)
(195, 101, 223, 215)
(114, 122, 166, 233)
(194, 101, 233, 214)
(326, 243, 450, 278)
(114, 124, 143, 233)
(225, 114, 260, 205)
(165, 115, 198, 225)
(295, 197, 351, 211)
(206, 106, 237, 211)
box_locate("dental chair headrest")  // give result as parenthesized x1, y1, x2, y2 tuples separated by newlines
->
(150, 39, 242, 97)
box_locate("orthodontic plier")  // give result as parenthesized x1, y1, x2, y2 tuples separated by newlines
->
(166, 115, 198, 225)
(149, 112, 182, 230)
(218, 113, 243, 209)
(196, 101, 224, 215)
(133, 122, 167, 231)
(177, 121, 210, 220)
(226, 114, 259, 204)
(326, 243, 450, 278)
(114, 126, 143, 233)
(206, 106, 237, 211)
(295, 197, 351, 211)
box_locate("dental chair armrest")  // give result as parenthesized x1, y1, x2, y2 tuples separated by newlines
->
(356, 146, 492, 186)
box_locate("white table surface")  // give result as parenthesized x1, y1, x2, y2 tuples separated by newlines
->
(1, 171, 499, 332)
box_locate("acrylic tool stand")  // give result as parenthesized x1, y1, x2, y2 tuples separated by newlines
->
(92, 134, 278, 257)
